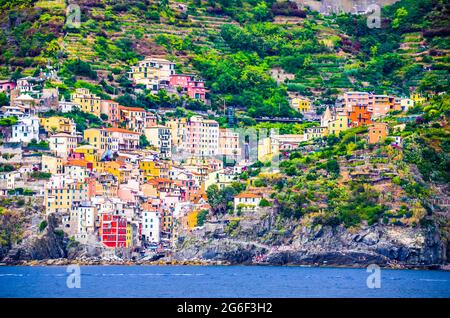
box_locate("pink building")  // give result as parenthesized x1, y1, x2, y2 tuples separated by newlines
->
(0, 80, 16, 93)
(169, 74, 206, 102)
(169, 74, 195, 88)
(342, 91, 371, 112)
(187, 81, 206, 101)
(183, 115, 219, 157)
(100, 100, 120, 125)
(219, 128, 241, 157)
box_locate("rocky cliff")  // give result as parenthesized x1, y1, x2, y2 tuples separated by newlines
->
(2, 214, 67, 264)
(173, 211, 447, 268)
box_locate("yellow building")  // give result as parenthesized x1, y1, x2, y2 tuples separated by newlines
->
(73, 145, 98, 164)
(257, 137, 272, 162)
(291, 98, 311, 113)
(40, 116, 76, 135)
(105, 161, 121, 180)
(328, 114, 348, 136)
(410, 93, 426, 105)
(41, 154, 63, 174)
(44, 178, 88, 214)
(71, 88, 101, 117)
(126, 223, 132, 247)
(166, 118, 187, 148)
(139, 160, 160, 181)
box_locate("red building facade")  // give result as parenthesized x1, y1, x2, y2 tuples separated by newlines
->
(100, 214, 127, 248)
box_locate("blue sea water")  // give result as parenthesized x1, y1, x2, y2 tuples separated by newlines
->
(0, 265, 449, 298)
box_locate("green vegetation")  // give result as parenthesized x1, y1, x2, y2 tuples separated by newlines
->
(39, 220, 48, 232)
(196, 209, 209, 227)
(0, 117, 18, 127)
(30, 171, 51, 180)
(206, 182, 245, 215)
(27, 139, 49, 150)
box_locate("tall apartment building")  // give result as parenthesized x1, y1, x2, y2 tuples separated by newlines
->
(119, 106, 157, 133)
(342, 91, 400, 118)
(218, 128, 241, 158)
(166, 118, 187, 150)
(99, 214, 129, 248)
(84, 127, 140, 153)
(44, 175, 88, 214)
(183, 115, 219, 157)
(100, 100, 120, 125)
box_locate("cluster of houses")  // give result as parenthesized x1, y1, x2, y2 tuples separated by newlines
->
(0, 82, 266, 255)
(128, 57, 207, 103)
(0, 61, 429, 255)
(257, 91, 425, 161)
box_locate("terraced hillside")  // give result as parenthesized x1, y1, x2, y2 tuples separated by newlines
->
(0, 0, 448, 116)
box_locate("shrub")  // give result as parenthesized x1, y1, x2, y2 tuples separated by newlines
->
(39, 220, 48, 232)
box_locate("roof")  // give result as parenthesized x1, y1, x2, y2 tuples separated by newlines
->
(103, 127, 140, 135)
(66, 159, 90, 167)
(15, 94, 34, 101)
(119, 105, 146, 112)
(148, 177, 173, 184)
(235, 192, 262, 199)
(50, 132, 76, 138)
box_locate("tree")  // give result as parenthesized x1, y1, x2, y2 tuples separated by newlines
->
(392, 7, 408, 29)
(139, 134, 150, 148)
(0, 92, 8, 106)
(197, 210, 209, 226)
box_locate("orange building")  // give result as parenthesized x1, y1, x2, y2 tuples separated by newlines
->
(348, 105, 372, 127)
(368, 123, 388, 144)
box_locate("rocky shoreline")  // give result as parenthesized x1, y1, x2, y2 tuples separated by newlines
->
(0, 258, 230, 267)
(1, 258, 448, 270)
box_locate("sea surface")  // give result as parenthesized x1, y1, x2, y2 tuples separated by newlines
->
(0, 265, 449, 298)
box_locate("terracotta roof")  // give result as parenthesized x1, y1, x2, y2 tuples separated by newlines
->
(235, 192, 262, 199)
(66, 159, 90, 167)
(119, 105, 146, 112)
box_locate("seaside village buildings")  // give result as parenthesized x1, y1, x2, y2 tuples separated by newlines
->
(0, 57, 425, 256)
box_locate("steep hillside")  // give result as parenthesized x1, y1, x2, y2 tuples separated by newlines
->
(0, 0, 448, 117)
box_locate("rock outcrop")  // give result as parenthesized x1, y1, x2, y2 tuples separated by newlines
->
(2, 214, 67, 264)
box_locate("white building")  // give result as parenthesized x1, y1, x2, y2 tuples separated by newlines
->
(49, 132, 78, 158)
(141, 209, 160, 244)
(9, 116, 40, 143)
(128, 57, 176, 91)
(59, 96, 80, 113)
(69, 203, 97, 242)
(400, 98, 414, 112)
(233, 192, 262, 212)
(144, 125, 172, 159)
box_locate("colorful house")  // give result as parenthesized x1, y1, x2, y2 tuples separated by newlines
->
(368, 122, 388, 144)
(99, 214, 128, 248)
(48, 132, 78, 158)
(291, 97, 311, 113)
(348, 104, 372, 127)
(40, 116, 76, 135)
(71, 88, 101, 117)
